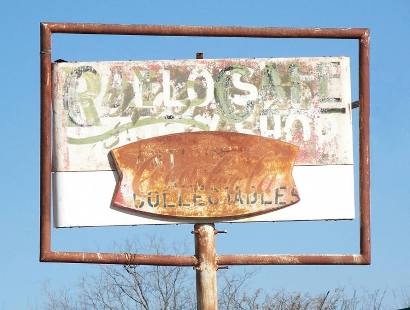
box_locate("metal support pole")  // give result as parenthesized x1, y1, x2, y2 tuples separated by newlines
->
(193, 51, 218, 310)
(194, 223, 218, 310)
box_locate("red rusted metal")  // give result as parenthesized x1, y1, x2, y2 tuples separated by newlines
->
(217, 254, 368, 266)
(194, 224, 218, 310)
(40, 23, 52, 260)
(43, 22, 366, 39)
(110, 132, 300, 219)
(41, 251, 197, 266)
(40, 22, 370, 266)
(359, 30, 371, 264)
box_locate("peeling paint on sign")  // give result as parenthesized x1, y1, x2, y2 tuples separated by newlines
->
(111, 131, 299, 219)
(52, 57, 353, 172)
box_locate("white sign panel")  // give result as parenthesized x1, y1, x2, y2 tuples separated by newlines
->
(52, 56, 354, 227)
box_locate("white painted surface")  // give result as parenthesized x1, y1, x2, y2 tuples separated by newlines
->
(53, 165, 354, 228)
(52, 57, 353, 171)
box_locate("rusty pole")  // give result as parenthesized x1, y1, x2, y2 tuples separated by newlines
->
(194, 223, 218, 310)
(193, 51, 218, 310)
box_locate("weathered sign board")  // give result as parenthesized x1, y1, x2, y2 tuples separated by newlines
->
(52, 57, 354, 227)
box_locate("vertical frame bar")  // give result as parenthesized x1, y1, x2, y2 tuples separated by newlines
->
(359, 30, 371, 263)
(40, 23, 52, 259)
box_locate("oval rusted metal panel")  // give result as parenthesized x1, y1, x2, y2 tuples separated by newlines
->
(110, 131, 300, 219)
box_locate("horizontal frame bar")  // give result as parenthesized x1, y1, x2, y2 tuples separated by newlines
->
(40, 22, 370, 266)
(44, 22, 367, 38)
(42, 251, 197, 266)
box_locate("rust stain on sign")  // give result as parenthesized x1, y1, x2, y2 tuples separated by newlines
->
(110, 132, 300, 219)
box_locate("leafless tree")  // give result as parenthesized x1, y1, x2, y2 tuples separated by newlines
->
(218, 284, 388, 310)
(44, 269, 398, 310)
(45, 264, 195, 310)
(45, 238, 196, 310)
(44, 238, 408, 310)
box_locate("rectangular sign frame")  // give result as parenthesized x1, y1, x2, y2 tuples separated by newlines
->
(40, 22, 370, 266)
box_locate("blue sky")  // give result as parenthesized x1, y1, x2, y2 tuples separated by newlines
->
(1, 0, 409, 308)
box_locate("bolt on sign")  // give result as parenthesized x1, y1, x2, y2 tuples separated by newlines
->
(52, 57, 354, 227)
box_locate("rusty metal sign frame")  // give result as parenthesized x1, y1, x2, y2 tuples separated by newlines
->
(40, 22, 370, 266)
